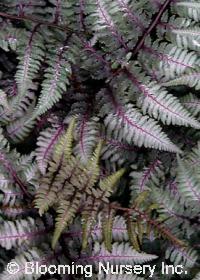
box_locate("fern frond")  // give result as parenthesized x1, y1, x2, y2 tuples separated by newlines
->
(91, 242, 158, 265)
(186, 142, 200, 166)
(74, 116, 99, 163)
(52, 193, 81, 249)
(81, 141, 102, 191)
(170, 26, 200, 51)
(34, 156, 77, 216)
(99, 168, 125, 198)
(6, 114, 36, 143)
(0, 247, 48, 280)
(47, 0, 80, 30)
(115, 0, 147, 32)
(0, 217, 46, 250)
(2, 0, 46, 17)
(1, 1, 200, 278)
(36, 125, 64, 175)
(81, 211, 96, 250)
(104, 105, 181, 153)
(129, 159, 164, 198)
(102, 208, 116, 252)
(92, 214, 128, 242)
(126, 216, 141, 251)
(0, 24, 23, 51)
(0, 128, 10, 151)
(53, 117, 76, 163)
(181, 93, 200, 116)
(0, 89, 9, 110)
(33, 42, 73, 117)
(86, 0, 129, 52)
(140, 41, 198, 80)
(136, 81, 200, 128)
(173, 1, 200, 22)
(176, 156, 200, 203)
(162, 68, 200, 89)
(166, 246, 198, 268)
(52, 147, 102, 248)
(15, 26, 45, 108)
(86, 140, 102, 168)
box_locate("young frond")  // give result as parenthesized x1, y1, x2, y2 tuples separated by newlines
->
(52, 117, 76, 164)
(52, 193, 81, 249)
(99, 168, 125, 200)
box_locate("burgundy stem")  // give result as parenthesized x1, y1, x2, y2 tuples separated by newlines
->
(0, 12, 73, 33)
(0, 153, 32, 199)
(130, 0, 173, 59)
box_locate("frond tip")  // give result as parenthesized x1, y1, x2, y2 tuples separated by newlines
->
(92, 242, 158, 265)
(53, 117, 76, 162)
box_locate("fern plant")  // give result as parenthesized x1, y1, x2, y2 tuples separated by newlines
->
(0, 0, 200, 279)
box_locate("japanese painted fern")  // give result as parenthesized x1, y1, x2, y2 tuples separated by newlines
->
(0, 0, 199, 279)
